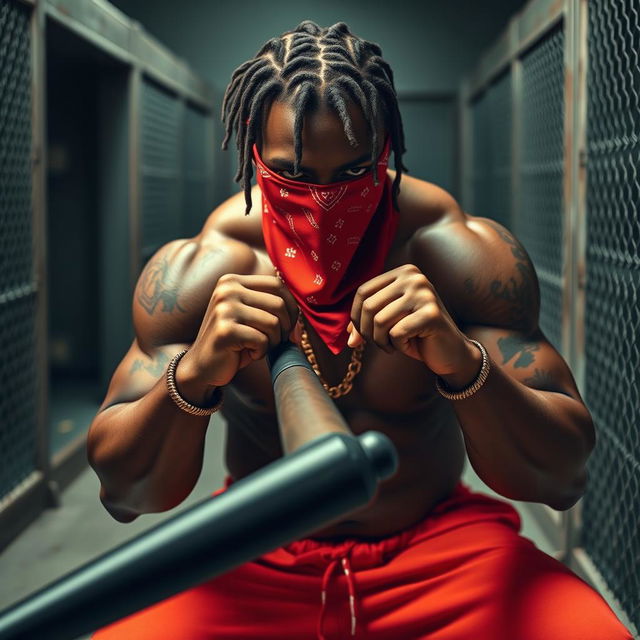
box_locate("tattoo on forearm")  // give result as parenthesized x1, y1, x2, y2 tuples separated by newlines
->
(137, 256, 186, 315)
(130, 351, 171, 377)
(523, 368, 555, 388)
(483, 219, 537, 327)
(497, 334, 540, 368)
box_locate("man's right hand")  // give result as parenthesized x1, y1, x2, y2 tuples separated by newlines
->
(178, 274, 299, 390)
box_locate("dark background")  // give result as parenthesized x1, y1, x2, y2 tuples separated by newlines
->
(109, 0, 527, 199)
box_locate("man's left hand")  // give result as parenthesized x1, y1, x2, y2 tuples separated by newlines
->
(349, 264, 477, 378)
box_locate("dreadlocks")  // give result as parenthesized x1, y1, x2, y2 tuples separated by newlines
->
(221, 20, 407, 214)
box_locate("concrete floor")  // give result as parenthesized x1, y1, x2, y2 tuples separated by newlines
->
(0, 412, 228, 638)
(0, 413, 577, 639)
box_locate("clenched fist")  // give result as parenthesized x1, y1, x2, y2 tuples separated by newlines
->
(348, 264, 478, 379)
(180, 274, 299, 389)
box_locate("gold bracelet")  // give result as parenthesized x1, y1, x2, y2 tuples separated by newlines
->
(435, 339, 490, 401)
(166, 348, 223, 416)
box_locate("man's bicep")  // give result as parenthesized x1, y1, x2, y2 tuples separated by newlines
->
(462, 323, 583, 401)
(95, 240, 200, 413)
(132, 231, 257, 352)
(445, 216, 581, 396)
(100, 233, 255, 413)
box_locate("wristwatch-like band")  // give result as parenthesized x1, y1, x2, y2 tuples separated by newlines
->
(435, 339, 490, 401)
(166, 348, 223, 416)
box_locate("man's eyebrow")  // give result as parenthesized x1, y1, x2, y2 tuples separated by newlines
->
(267, 152, 373, 171)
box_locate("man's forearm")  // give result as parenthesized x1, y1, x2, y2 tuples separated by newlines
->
(440, 349, 595, 510)
(88, 372, 212, 520)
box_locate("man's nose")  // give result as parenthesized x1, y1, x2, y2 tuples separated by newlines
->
(312, 171, 340, 185)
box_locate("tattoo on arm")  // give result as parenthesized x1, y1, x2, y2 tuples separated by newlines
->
(483, 219, 538, 328)
(483, 219, 529, 263)
(523, 368, 556, 388)
(130, 351, 171, 377)
(137, 256, 186, 316)
(497, 334, 540, 368)
(464, 277, 478, 295)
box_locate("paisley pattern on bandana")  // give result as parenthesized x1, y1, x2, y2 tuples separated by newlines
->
(254, 138, 399, 354)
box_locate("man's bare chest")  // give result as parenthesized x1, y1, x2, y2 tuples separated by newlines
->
(224, 346, 461, 502)
(230, 338, 451, 432)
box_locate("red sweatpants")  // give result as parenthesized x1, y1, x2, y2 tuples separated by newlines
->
(92, 480, 633, 639)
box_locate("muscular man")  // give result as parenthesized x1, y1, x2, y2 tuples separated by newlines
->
(89, 20, 632, 640)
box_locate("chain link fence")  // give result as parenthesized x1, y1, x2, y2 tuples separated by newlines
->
(470, 26, 565, 353)
(141, 79, 182, 262)
(517, 25, 566, 352)
(140, 82, 216, 263)
(463, 0, 639, 632)
(581, 0, 640, 629)
(0, 0, 216, 550)
(183, 105, 213, 238)
(470, 70, 513, 230)
(0, 0, 39, 502)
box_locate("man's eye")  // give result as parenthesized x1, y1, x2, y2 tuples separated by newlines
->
(279, 169, 304, 179)
(344, 167, 369, 177)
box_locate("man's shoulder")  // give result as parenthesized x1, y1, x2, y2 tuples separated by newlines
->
(397, 176, 539, 332)
(393, 170, 461, 231)
(132, 207, 261, 351)
(201, 184, 265, 248)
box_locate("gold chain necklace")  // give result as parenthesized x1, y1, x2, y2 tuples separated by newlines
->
(299, 323, 364, 398)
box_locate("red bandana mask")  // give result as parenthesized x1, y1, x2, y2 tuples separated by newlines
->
(254, 138, 399, 354)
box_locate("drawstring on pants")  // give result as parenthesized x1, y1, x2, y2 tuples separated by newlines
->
(317, 552, 359, 639)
